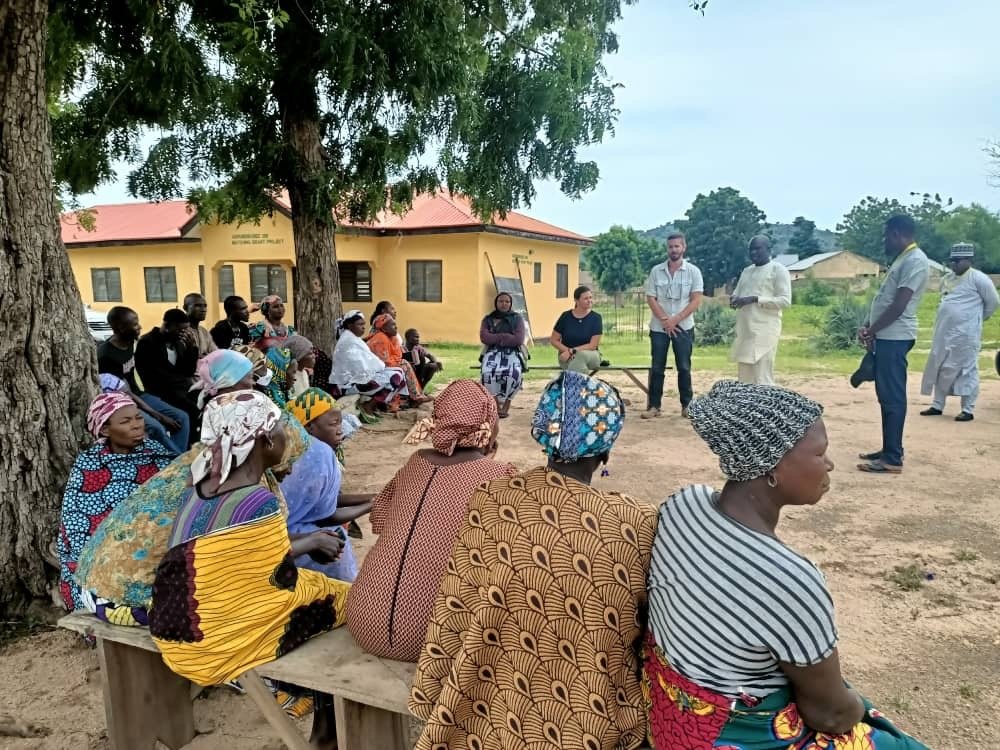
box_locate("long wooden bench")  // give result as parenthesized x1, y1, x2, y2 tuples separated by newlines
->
(58, 612, 415, 750)
(469, 363, 667, 395)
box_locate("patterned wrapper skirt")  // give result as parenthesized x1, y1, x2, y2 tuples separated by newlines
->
(480, 347, 523, 400)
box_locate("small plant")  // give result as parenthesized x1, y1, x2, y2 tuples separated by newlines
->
(958, 684, 980, 701)
(694, 303, 736, 346)
(793, 276, 834, 306)
(888, 563, 924, 591)
(883, 695, 911, 713)
(954, 549, 979, 562)
(812, 295, 867, 352)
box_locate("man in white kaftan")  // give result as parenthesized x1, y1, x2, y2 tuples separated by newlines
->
(730, 236, 792, 385)
(920, 243, 999, 422)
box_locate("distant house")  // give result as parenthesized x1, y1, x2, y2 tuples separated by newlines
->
(782, 250, 881, 282)
(774, 254, 799, 268)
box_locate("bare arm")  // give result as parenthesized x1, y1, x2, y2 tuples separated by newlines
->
(314, 502, 372, 526)
(669, 292, 704, 328)
(338, 492, 375, 507)
(550, 329, 570, 354)
(780, 649, 864, 735)
(646, 295, 669, 322)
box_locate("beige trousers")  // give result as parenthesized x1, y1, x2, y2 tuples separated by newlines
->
(737, 348, 777, 385)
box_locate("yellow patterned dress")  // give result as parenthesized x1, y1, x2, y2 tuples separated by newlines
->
(409, 466, 657, 750)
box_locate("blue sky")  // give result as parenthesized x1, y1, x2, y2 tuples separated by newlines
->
(83, 0, 1000, 236)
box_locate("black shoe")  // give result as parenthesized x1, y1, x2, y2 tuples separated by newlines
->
(858, 451, 882, 461)
(599, 359, 611, 367)
(955, 412, 974, 422)
(920, 407, 943, 416)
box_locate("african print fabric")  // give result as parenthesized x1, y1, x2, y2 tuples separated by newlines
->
(403, 379, 497, 456)
(410, 466, 656, 750)
(531, 370, 624, 461)
(368, 330, 425, 400)
(149, 484, 350, 686)
(481, 347, 523, 401)
(642, 638, 928, 750)
(347, 452, 517, 663)
(58, 438, 173, 611)
(262, 347, 294, 407)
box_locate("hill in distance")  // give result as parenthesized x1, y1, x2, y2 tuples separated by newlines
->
(640, 221, 841, 254)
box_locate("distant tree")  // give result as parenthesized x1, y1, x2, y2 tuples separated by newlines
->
(676, 187, 767, 293)
(637, 233, 668, 272)
(837, 197, 906, 261)
(584, 226, 648, 300)
(937, 203, 1000, 273)
(788, 216, 821, 257)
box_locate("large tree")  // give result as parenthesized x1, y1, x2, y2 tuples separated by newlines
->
(788, 216, 820, 257)
(584, 225, 653, 299)
(51, 0, 644, 352)
(837, 194, 953, 262)
(676, 187, 767, 293)
(937, 203, 1000, 273)
(1, 0, 96, 612)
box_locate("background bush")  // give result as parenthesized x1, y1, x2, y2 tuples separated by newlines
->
(793, 277, 835, 306)
(695, 302, 736, 346)
(813, 295, 867, 352)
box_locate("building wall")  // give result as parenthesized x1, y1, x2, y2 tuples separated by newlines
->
(790, 251, 881, 281)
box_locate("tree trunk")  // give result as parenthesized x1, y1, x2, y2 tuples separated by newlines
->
(274, 5, 342, 354)
(0, 0, 96, 613)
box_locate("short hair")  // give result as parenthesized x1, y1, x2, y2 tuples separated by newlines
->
(183, 292, 205, 309)
(223, 295, 245, 314)
(162, 308, 189, 327)
(885, 214, 916, 238)
(666, 232, 686, 243)
(404, 328, 418, 338)
(106, 306, 135, 326)
(573, 285, 591, 301)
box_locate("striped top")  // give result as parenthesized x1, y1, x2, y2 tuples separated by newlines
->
(169, 485, 280, 547)
(647, 485, 838, 698)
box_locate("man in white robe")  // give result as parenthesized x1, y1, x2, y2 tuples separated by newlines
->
(730, 236, 792, 385)
(920, 243, 999, 422)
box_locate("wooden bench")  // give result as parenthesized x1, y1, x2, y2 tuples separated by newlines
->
(469, 363, 665, 394)
(58, 612, 415, 750)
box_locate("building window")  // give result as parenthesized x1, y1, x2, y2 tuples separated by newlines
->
(144, 267, 178, 303)
(407, 260, 442, 302)
(218, 265, 236, 299)
(555, 263, 569, 298)
(339, 262, 372, 302)
(533, 262, 542, 284)
(250, 264, 287, 302)
(91, 268, 122, 302)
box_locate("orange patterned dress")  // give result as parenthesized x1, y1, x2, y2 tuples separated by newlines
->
(409, 466, 657, 750)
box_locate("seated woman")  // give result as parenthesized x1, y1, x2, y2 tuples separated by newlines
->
(328, 310, 408, 423)
(149, 391, 350, 699)
(283, 334, 316, 398)
(410, 371, 656, 750)
(367, 313, 431, 407)
(261, 345, 297, 408)
(189, 348, 255, 409)
(644, 380, 927, 749)
(59, 393, 173, 615)
(284, 388, 374, 582)
(479, 291, 527, 418)
(550, 285, 604, 373)
(75, 395, 310, 620)
(347, 379, 516, 662)
(100, 373, 188, 456)
(248, 294, 296, 350)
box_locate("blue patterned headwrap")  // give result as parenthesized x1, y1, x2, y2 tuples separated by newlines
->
(531, 371, 625, 461)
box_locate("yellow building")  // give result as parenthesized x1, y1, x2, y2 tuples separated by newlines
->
(63, 193, 590, 344)
(783, 250, 882, 282)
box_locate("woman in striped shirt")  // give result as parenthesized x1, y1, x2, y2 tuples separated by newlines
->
(644, 380, 927, 749)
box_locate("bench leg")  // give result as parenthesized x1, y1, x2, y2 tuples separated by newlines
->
(239, 668, 311, 750)
(621, 368, 650, 395)
(334, 696, 409, 750)
(97, 639, 195, 750)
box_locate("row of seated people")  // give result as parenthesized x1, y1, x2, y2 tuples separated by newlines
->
(59, 360, 928, 750)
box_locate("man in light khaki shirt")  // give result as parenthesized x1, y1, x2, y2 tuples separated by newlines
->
(183, 292, 218, 359)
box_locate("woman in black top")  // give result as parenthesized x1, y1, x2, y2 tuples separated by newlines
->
(551, 286, 603, 373)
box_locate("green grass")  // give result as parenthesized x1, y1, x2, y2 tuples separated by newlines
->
(428, 292, 1000, 379)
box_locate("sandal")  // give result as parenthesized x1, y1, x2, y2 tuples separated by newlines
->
(857, 460, 902, 474)
(857, 451, 882, 461)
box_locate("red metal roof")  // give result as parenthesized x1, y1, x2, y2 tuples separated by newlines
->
(61, 201, 196, 244)
(65, 191, 589, 245)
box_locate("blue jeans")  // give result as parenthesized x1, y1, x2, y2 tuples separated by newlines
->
(873, 339, 914, 466)
(140, 394, 190, 455)
(648, 329, 694, 409)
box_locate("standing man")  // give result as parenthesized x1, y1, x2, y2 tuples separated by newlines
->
(210, 295, 252, 349)
(642, 232, 704, 418)
(730, 235, 792, 385)
(183, 292, 217, 358)
(857, 215, 929, 474)
(135, 308, 200, 432)
(97, 306, 190, 453)
(919, 242, 999, 422)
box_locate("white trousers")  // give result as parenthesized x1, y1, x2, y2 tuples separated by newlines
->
(931, 376, 977, 414)
(737, 348, 777, 386)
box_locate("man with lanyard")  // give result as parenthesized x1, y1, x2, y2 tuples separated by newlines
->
(183, 292, 218, 358)
(730, 235, 792, 385)
(210, 295, 252, 349)
(919, 242, 999, 422)
(642, 232, 704, 418)
(857, 215, 929, 474)
(97, 306, 190, 453)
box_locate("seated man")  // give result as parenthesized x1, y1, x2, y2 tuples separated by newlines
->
(135, 308, 200, 434)
(402, 328, 443, 388)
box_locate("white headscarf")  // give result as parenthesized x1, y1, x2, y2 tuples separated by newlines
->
(192, 391, 282, 485)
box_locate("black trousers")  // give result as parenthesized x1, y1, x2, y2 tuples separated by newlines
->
(647, 329, 694, 409)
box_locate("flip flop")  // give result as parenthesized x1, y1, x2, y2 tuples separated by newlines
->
(857, 460, 902, 474)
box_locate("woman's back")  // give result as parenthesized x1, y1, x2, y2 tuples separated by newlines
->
(648, 484, 837, 699)
(347, 451, 516, 662)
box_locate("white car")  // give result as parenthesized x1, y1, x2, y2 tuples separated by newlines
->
(85, 305, 112, 342)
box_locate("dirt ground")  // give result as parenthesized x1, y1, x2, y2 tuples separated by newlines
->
(2, 372, 999, 749)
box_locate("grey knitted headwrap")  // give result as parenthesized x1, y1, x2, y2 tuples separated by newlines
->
(688, 380, 824, 482)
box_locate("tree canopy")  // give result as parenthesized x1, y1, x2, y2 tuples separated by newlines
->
(676, 187, 767, 292)
(788, 216, 820, 257)
(838, 193, 959, 263)
(584, 225, 653, 295)
(49, 0, 641, 349)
